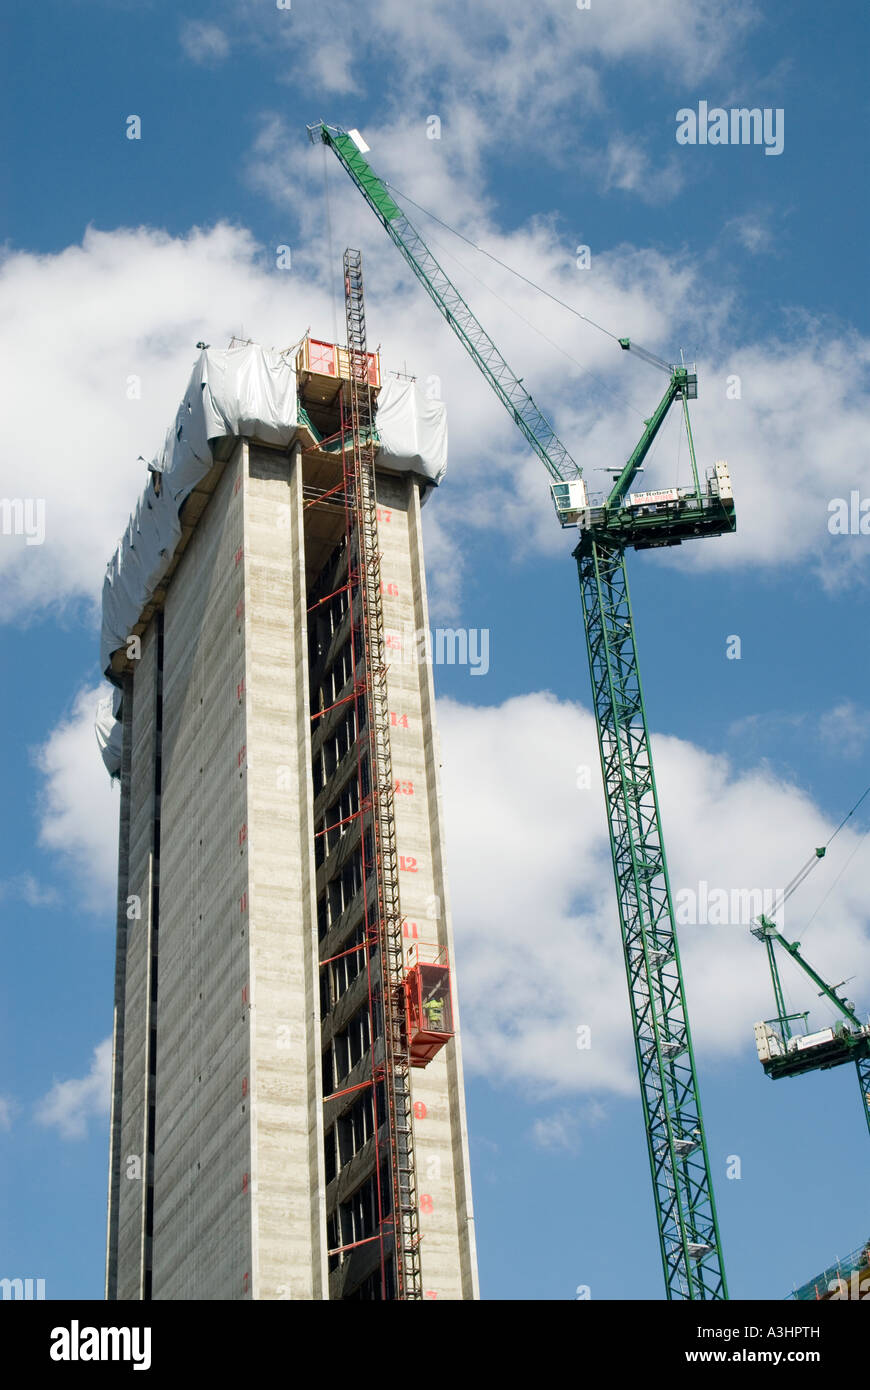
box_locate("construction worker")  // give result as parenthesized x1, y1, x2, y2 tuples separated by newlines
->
(423, 991, 444, 1032)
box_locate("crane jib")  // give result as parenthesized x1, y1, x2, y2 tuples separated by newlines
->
(319, 122, 579, 486)
(316, 116, 732, 1298)
(327, 131, 403, 222)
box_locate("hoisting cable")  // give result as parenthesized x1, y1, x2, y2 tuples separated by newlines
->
(385, 181, 626, 347)
(803, 823, 870, 934)
(765, 781, 870, 922)
(322, 140, 340, 344)
(386, 181, 679, 396)
(401, 208, 649, 422)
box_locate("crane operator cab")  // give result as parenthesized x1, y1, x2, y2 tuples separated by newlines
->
(404, 943, 454, 1067)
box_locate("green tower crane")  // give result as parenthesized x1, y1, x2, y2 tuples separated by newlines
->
(311, 121, 735, 1299)
(752, 914, 870, 1141)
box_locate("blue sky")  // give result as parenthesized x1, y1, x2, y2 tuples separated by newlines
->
(1, 0, 869, 1302)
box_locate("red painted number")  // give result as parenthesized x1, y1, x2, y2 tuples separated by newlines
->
(394, 779, 414, 796)
(420, 1194, 433, 1214)
(399, 856, 417, 872)
(413, 1101, 427, 1120)
(377, 508, 392, 523)
(403, 921, 419, 940)
(381, 581, 399, 596)
(390, 712, 409, 728)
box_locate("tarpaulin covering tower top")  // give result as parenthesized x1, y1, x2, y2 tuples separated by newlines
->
(96, 342, 447, 776)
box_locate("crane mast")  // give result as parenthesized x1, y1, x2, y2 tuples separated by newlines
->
(313, 120, 733, 1298)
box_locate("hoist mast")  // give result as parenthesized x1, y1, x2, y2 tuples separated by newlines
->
(313, 119, 734, 1298)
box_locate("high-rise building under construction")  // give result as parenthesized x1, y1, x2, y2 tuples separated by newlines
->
(98, 309, 478, 1300)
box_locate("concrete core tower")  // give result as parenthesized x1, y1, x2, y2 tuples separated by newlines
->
(103, 337, 478, 1300)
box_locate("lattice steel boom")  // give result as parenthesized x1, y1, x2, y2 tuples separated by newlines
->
(578, 540, 727, 1299)
(317, 120, 734, 1298)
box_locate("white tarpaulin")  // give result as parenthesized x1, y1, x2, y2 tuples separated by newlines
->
(95, 685, 124, 779)
(100, 343, 298, 679)
(374, 377, 447, 487)
(97, 342, 446, 775)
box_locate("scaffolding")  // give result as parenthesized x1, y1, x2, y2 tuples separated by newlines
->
(338, 248, 422, 1299)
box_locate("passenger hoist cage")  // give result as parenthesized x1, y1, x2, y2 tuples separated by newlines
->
(339, 248, 423, 1299)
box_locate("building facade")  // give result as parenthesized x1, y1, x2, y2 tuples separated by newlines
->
(103, 341, 478, 1300)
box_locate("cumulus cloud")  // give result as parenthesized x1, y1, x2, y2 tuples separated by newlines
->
(248, 119, 870, 595)
(31, 679, 870, 1098)
(35, 1037, 113, 1140)
(1, 198, 867, 635)
(437, 692, 870, 1097)
(253, 0, 756, 140)
(33, 685, 121, 911)
(0, 223, 329, 619)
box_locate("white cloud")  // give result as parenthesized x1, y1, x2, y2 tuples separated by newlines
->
(818, 701, 870, 755)
(0, 1096, 13, 1131)
(728, 700, 870, 760)
(32, 679, 870, 1098)
(437, 692, 870, 1097)
(247, 123, 870, 593)
(179, 21, 230, 66)
(531, 1102, 606, 1153)
(0, 873, 59, 906)
(1, 200, 867, 637)
(603, 136, 685, 203)
(34, 1037, 112, 1140)
(726, 212, 774, 254)
(0, 222, 332, 620)
(33, 686, 120, 911)
(258, 0, 755, 134)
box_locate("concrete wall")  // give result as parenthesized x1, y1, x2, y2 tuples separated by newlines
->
(375, 472, 479, 1301)
(111, 624, 158, 1300)
(244, 443, 327, 1300)
(107, 439, 476, 1300)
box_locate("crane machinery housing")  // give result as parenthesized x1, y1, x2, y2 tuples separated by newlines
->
(752, 913, 870, 1140)
(312, 120, 736, 1300)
